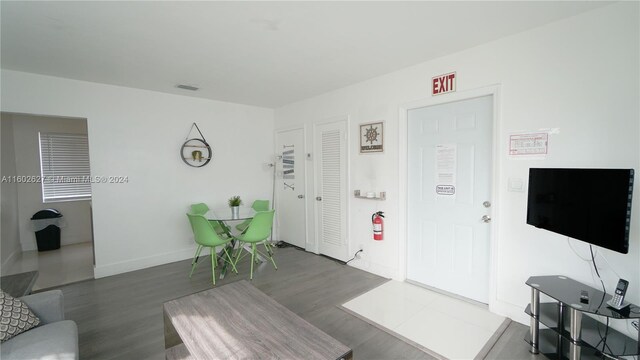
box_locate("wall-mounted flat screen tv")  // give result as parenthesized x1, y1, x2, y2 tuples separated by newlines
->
(526, 168, 634, 254)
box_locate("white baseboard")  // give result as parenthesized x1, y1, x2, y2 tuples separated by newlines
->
(21, 236, 86, 251)
(93, 246, 197, 278)
(491, 298, 529, 325)
(61, 235, 89, 246)
(348, 258, 395, 280)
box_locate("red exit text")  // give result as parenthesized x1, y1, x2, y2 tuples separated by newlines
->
(432, 72, 456, 95)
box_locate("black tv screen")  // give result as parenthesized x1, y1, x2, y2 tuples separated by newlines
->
(526, 168, 634, 254)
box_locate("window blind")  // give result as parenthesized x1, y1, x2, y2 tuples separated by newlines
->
(39, 132, 92, 202)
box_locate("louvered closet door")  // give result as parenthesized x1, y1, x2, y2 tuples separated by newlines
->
(315, 120, 348, 261)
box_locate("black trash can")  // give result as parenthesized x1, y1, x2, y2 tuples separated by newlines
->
(31, 209, 63, 251)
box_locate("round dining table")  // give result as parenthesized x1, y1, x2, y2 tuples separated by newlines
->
(204, 207, 256, 222)
(203, 206, 262, 278)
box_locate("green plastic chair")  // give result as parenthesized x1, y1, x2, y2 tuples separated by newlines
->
(233, 210, 277, 280)
(190, 203, 228, 236)
(236, 200, 270, 233)
(186, 212, 238, 285)
(190, 203, 209, 215)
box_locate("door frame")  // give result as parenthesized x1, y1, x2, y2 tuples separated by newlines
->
(312, 116, 350, 257)
(398, 84, 502, 309)
(274, 125, 309, 249)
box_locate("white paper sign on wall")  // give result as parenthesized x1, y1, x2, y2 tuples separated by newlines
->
(509, 132, 548, 157)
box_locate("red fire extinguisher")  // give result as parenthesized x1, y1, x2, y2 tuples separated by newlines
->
(372, 211, 384, 241)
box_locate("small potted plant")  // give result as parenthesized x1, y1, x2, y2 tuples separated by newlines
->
(228, 195, 242, 218)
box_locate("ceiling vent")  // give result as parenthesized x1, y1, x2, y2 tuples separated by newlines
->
(176, 84, 199, 91)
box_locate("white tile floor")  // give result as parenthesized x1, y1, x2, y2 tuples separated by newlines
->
(4, 242, 94, 291)
(342, 280, 506, 360)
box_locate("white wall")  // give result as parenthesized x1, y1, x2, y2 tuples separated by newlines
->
(7, 113, 92, 251)
(1, 114, 22, 272)
(1, 71, 274, 277)
(275, 1, 639, 327)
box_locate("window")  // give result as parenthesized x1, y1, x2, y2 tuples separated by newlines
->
(39, 132, 91, 202)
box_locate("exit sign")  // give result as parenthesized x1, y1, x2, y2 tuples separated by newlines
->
(432, 72, 456, 95)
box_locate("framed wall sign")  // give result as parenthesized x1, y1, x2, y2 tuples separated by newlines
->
(360, 122, 384, 153)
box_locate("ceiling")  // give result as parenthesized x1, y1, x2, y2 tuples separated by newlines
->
(1, 1, 609, 108)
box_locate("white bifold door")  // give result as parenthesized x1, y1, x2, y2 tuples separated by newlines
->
(314, 120, 348, 261)
(407, 95, 493, 304)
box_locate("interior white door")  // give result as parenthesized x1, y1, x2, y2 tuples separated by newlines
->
(275, 128, 306, 249)
(407, 95, 493, 303)
(314, 120, 348, 261)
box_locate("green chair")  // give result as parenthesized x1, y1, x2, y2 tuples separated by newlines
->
(236, 200, 270, 233)
(186, 212, 238, 285)
(233, 210, 277, 280)
(190, 202, 209, 215)
(190, 203, 228, 236)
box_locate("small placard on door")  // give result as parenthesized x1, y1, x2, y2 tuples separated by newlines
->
(436, 185, 456, 195)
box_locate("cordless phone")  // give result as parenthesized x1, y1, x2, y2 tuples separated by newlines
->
(606, 279, 629, 310)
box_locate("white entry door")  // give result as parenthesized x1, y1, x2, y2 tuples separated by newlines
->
(314, 120, 348, 261)
(407, 95, 493, 303)
(275, 128, 306, 249)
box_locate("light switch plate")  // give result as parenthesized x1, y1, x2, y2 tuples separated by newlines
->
(508, 177, 524, 192)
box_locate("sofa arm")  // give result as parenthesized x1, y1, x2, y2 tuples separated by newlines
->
(20, 290, 65, 324)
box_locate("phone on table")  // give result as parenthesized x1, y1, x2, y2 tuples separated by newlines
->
(607, 279, 629, 310)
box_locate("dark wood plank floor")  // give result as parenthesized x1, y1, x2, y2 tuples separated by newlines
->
(54, 246, 535, 359)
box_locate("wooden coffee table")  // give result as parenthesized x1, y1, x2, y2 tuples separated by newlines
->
(163, 280, 352, 360)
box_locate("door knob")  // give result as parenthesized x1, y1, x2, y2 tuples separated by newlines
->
(481, 215, 491, 223)
(298, 195, 304, 199)
(316, 196, 322, 201)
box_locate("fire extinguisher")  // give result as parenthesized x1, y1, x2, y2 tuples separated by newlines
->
(372, 211, 384, 241)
